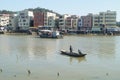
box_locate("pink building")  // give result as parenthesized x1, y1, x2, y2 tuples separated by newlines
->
(81, 14, 92, 30)
(34, 12, 44, 27)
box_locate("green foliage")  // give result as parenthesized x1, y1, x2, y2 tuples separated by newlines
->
(0, 7, 61, 17)
(0, 10, 16, 14)
(28, 7, 61, 16)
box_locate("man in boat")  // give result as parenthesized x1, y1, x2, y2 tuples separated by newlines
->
(70, 45, 73, 53)
(78, 49, 82, 55)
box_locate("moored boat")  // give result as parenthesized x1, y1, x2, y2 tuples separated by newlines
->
(38, 30, 63, 39)
(0, 31, 4, 34)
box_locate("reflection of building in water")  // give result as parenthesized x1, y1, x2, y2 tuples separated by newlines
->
(44, 39, 61, 61)
(55, 39, 61, 52)
(26, 39, 61, 60)
(69, 57, 86, 64)
(26, 39, 47, 60)
(0, 36, 14, 55)
(96, 37, 116, 60)
(28, 49, 35, 60)
(115, 37, 120, 57)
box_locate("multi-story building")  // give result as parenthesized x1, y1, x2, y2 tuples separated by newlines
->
(66, 17, 71, 29)
(59, 14, 70, 30)
(80, 14, 93, 31)
(0, 14, 10, 27)
(77, 18, 83, 30)
(34, 12, 44, 27)
(18, 10, 34, 30)
(66, 15, 79, 30)
(44, 12, 56, 28)
(93, 14, 99, 28)
(93, 10, 116, 29)
(9, 14, 18, 30)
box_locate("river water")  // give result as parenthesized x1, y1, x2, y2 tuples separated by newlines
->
(0, 34, 120, 80)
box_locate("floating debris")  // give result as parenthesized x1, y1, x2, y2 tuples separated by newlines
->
(13, 75, 16, 77)
(57, 72, 59, 76)
(0, 69, 2, 72)
(106, 73, 109, 76)
(28, 70, 31, 75)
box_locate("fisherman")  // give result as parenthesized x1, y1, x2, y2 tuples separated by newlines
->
(70, 45, 73, 53)
(78, 49, 82, 55)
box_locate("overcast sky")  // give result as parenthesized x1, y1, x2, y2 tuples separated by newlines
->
(1, 0, 120, 21)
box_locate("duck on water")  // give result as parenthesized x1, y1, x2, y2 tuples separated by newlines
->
(61, 45, 86, 57)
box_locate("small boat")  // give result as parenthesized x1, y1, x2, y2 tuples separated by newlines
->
(61, 50, 86, 57)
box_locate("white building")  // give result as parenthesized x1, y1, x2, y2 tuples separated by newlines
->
(93, 10, 116, 29)
(59, 14, 70, 30)
(18, 10, 34, 30)
(44, 12, 56, 27)
(0, 14, 10, 27)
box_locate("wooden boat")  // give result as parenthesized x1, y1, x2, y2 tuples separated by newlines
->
(61, 50, 86, 57)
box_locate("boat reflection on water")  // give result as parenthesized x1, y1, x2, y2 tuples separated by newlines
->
(69, 57, 86, 64)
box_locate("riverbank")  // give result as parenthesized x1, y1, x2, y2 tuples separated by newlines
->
(70, 30, 120, 35)
(2, 30, 120, 36)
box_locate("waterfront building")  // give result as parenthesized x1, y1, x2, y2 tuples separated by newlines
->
(66, 15, 79, 30)
(81, 14, 93, 31)
(9, 14, 18, 30)
(18, 10, 34, 30)
(92, 10, 116, 31)
(77, 18, 83, 30)
(0, 14, 10, 27)
(59, 14, 70, 30)
(34, 12, 44, 27)
(116, 22, 120, 27)
(66, 17, 71, 29)
(44, 12, 56, 28)
(55, 16, 59, 28)
(93, 14, 99, 28)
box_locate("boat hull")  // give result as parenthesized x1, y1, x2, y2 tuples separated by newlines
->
(61, 51, 86, 57)
(38, 30, 63, 39)
(40, 35, 63, 39)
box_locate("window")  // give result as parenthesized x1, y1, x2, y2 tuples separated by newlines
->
(26, 23, 28, 25)
(23, 20, 26, 22)
(21, 16, 25, 18)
